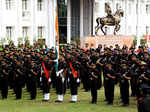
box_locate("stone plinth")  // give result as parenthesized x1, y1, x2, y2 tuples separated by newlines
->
(81, 35, 134, 48)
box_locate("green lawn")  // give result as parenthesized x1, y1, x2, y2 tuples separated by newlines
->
(0, 85, 137, 112)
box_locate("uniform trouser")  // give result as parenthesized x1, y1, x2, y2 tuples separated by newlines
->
(0, 78, 8, 99)
(30, 80, 37, 99)
(14, 83, 22, 99)
(104, 78, 108, 101)
(56, 77, 66, 95)
(81, 72, 90, 91)
(14, 77, 23, 99)
(26, 76, 31, 92)
(120, 81, 129, 104)
(90, 79, 98, 103)
(70, 79, 78, 95)
(105, 79, 115, 103)
(130, 78, 137, 96)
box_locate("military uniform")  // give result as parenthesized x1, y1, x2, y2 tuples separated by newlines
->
(130, 55, 139, 97)
(104, 64, 116, 104)
(0, 61, 9, 99)
(118, 64, 131, 106)
(41, 60, 51, 101)
(67, 58, 80, 103)
(28, 61, 38, 100)
(89, 64, 99, 104)
(14, 61, 24, 99)
(55, 59, 66, 102)
(80, 55, 90, 91)
(138, 84, 150, 112)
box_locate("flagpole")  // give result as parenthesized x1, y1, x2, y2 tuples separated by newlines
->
(55, 4, 59, 71)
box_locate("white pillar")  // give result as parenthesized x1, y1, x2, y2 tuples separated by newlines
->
(15, 0, 22, 46)
(1, 0, 5, 39)
(80, 0, 84, 37)
(47, 0, 55, 48)
(67, 0, 71, 44)
(30, 0, 36, 45)
(125, 0, 128, 35)
(53, 0, 57, 47)
(93, 0, 96, 35)
(0, 0, 2, 39)
(136, 0, 140, 47)
(47, 0, 51, 48)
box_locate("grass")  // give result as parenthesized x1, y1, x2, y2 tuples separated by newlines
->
(0, 85, 137, 112)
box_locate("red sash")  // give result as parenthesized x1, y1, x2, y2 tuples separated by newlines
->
(42, 62, 50, 84)
(69, 62, 78, 78)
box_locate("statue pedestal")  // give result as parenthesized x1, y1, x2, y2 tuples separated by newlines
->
(81, 35, 134, 48)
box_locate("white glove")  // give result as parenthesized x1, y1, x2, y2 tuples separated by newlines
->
(49, 78, 51, 82)
(62, 77, 65, 83)
(40, 77, 42, 82)
(56, 72, 59, 77)
(77, 78, 80, 83)
(56, 69, 63, 77)
(68, 78, 70, 82)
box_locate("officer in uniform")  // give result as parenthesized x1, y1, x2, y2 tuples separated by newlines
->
(138, 84, 150, 112)
(136, 61, 150, 98)
(0, 61, 9, 99)
(130, 55, 139, 97)
(80, 53, 90, 92)
(55, 56, 67, 102)
(104, 63, 116, 105)
(118, 64, 131, 106)
(67, 55, 80, 103)
(41, 57, 51, 101)
(89, 63, 99, 104)
(29, 61, 38, 100)
(14, 61, 24, 99)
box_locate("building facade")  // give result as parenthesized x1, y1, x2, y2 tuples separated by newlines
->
(0, 0, 57, 47)
(0, 0, 150, 47)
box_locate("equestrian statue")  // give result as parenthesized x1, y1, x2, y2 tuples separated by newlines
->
(95, 3, 124, 35)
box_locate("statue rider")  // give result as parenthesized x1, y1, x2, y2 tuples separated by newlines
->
(105, 3, 114, 18)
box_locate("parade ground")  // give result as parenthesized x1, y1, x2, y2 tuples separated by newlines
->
(0, 85, 137, 112)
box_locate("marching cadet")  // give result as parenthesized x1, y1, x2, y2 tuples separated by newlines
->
(0, 60, 9, 99)
(137, 84, 150, 112)
(29, 61, 38, 100)
(138, 61, 150, 86)
(104, 63, 116, 105)
(55, 56, 67, 102)
(118, 64, 131, 106)
(89, 63, 99, 104)
(80, 53, 90, 92)
(130, 55, 139, 97)
(41, 56, 51, 102)
(134, 61, 150, 98)
(67, 55, 80, 103)
(14, 61, 24, 99)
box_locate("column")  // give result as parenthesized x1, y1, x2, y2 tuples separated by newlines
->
(15, 0, 22, 45)
(80, 0, 83, 37)
(125, 0, 128, 35)
(67, 0, 71, 44)
(92, 0, 95, 35)
(0, 0, 2, 38)
(30, 0, 36, 45)
(136, 0, 140, 47)
(1, 0, 5, 39)
(47, 0, 55, 48)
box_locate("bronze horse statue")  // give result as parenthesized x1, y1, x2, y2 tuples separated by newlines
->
(95, 9, 124, 35)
